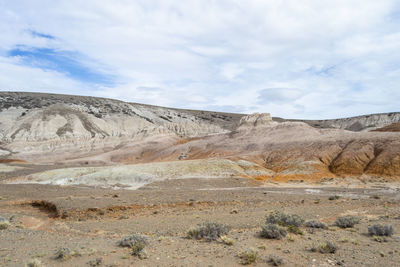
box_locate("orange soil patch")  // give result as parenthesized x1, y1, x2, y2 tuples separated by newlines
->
(372, 123, 400, 132)
(0, 159, 28, 164)
(253, 175, 272, 181)
(272, 171, 336, 183)
(175, 137, 201, 145)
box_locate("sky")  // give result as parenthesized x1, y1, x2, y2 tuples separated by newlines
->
(0, 0, 399, 119)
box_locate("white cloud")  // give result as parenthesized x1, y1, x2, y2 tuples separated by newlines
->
(0, 0, 399, 119)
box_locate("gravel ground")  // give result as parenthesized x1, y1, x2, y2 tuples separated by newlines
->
(0, 179, 399, 267)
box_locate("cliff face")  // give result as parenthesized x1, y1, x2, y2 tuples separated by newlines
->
(0, 92, 241, 162)
(1, 92, 399, 183)
(289, 113, 400, 131)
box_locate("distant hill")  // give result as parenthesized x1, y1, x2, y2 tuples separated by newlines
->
(0, 91, 399, 183)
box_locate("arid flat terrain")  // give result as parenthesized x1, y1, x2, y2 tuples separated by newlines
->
(1, 178, 400, 267)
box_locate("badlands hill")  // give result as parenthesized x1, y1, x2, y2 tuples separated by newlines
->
(0, 92, 400, 187)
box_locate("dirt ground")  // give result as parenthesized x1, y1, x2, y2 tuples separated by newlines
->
(0, 178, 400, 267)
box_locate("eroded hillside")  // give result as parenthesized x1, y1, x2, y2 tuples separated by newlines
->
(0, 92, 399, 186)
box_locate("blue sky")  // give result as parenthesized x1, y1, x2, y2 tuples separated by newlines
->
(7, 46, 114, 85)
(0, 0, 399, 119)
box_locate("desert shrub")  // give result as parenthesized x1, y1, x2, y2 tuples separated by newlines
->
(0, 216, 10, 230)
(238, 248, 258, 265)
(373, 235, 387, 242)
(368, 224, 394, 237)
(186, 227, 200, 239)
(260, 223, 287, 239)
(220, 235, 234, 246)
(287, 234, 295, 242)
(287, 225, 303, 235)
(186, 222, 230, 241)
(54, 248, 77, 261)
(305, 220, 328, 229)
(335, 216, 360, 228)
(0, 221, 10, 230)
(25, 259, 43, 267)
(119, 234, 147, 256)
(266, 211, 304, 227)
(268, 255, 285, 266)
(311, 241, 338, 254)
(329, 195, 340, 200)
(88, 258, 102, 267)
(130, 241, 146, 257)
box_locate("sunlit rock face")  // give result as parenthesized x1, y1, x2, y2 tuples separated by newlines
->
(1, 92, 400, 184)
(237, 113, 276, 129)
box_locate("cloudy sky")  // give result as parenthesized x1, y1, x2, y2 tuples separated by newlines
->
(0, 0, 399, 119)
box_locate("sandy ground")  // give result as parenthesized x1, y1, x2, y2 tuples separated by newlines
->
(0, 177, 400, 267)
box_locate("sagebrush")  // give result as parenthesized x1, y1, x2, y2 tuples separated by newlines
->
(266, 211, 304, 227)
(305, 220, 328, 229)
(311, 241, 338, 254)
(368, 224, 393, 237)
(119, 234, 147, 257)
(260, 223, 287, 239)
(335, 216, 360, 228)
(187, 222, 230, 241)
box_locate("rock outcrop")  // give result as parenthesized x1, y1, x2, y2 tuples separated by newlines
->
(237, 113, 276, 129)
(289, 113, 400, 132)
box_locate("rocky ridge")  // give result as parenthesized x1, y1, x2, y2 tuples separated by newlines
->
(0, 92, 399, 187)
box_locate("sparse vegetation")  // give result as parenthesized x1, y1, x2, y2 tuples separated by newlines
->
(329, 195, 340, 200)
(186, 227, 200, 239)
(88, 258, 102, 267)
(305, 220, 327, 229)
(119, 234, 147, 257)
(373, 235, 388, 242)
(25, 259, 43, 267)
(268, 255, 285, 266)
(311, 241, 338, 254)
(368, 224, 393, 237)
(54, 248, 78, 261)
(0, 216, 10, 230)
(119, 234, 147, 248)
(0, 221, 10, 230)
(238, 248, 258, 265)
(131, 243, 147, 258)
(220, 235, 234, 246)
(287, 225, 303, 235)
(186, 222, 230, 241)
(287, 234, 295, 242)
(335, 216, 360, 228)
(266, 211, 304, 227)
(260, 223, 287, 239)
